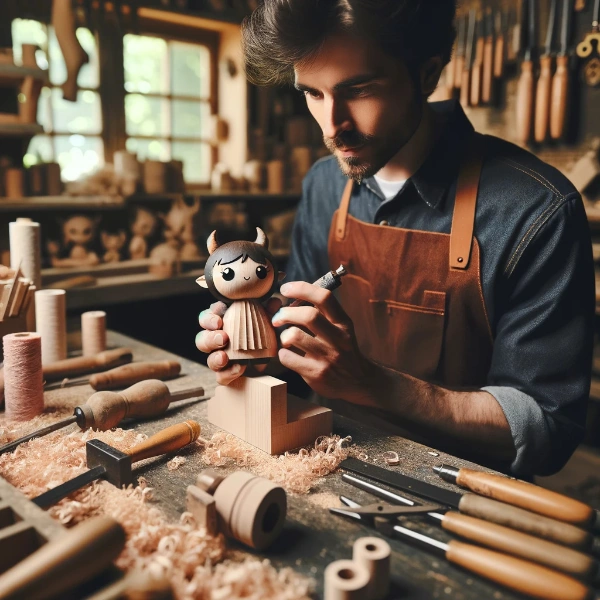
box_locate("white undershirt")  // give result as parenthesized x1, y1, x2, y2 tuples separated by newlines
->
(373, 174, 406, 201)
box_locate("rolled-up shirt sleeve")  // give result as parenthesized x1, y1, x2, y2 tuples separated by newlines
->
(484, 193, 594, 477)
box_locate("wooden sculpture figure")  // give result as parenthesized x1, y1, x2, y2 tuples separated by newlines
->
(129, 207, 158, 260)
(197, 228, 333, 455)
(101, 230, 126, 263)
(48, 215, 100, 268)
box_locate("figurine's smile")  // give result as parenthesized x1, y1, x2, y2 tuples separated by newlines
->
(244, 276, 250, 280)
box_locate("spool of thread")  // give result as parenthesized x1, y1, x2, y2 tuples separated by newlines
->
(324, 559, 371, 600)
(352, 537, 391, 600)
(35, 289, 67, 365)
(9, 219, 41, 289)
(3, 332, 44, 421)
(81, 310, 107, 356)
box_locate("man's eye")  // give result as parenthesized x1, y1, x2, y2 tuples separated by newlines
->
(222, 268, 235, 281)
(345, 87, 369, 98)
(304, 90, 322, 100)
(256, 266, 268, 280)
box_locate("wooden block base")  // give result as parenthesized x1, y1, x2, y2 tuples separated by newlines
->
(208, 375, 333, 455)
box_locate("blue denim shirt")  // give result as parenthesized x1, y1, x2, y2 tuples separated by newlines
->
(285, 100, 595, 477)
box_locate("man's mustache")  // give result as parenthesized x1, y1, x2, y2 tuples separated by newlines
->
(325, 131, 375, 149)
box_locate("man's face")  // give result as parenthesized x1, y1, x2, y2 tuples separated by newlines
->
(294, 33, 422, 180)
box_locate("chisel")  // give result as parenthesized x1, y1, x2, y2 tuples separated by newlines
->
(0, 380, 204, 455)
(33, 419, 201, 508)
(340, 458, 599, 552)
(454, 15, 467, 89)
(461, 9, 477, 106)
(470, 13, 485, 106)
(482, 8, 495, 103)
(435, 464, 600, 532)
(494, 9, 506, 78)
(516, 0, 537, 143)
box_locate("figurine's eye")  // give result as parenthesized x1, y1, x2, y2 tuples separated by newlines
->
(221, 268, 235, 281)
(256, 266, 268, 280)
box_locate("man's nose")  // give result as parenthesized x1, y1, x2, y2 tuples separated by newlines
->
(321, 96, 352, 140)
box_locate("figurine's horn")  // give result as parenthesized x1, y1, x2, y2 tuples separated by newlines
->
(254, 227, 268, 249)
(207, 230, 219, 255)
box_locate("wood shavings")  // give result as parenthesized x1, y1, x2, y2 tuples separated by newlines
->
(428, 451, 440, 457)
(382, 451, 400, 466)
(167, 456, 187, 471)
(357, 452, 368, 461)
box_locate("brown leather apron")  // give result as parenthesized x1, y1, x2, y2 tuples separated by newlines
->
(328, 135, 493, 387)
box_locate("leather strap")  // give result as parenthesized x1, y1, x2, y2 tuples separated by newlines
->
(335, 179, 354, 240)
(449, 134, 485, 270)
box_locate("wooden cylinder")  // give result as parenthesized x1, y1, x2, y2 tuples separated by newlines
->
(550, 55, 569, 141)
(81, 310, 107, 357)
(535, 55, 553, 143)
(324, 559, 371, 600)
(35, 289, 67, 365)
(4, 169, 24, 199)
(352, 537, 391, 600)
(482, 39, 494, 103)
(44, 163, 62, 196)
(267, 160, 285, 193)
(9, 219, 41, 289)
(143, 160, 167, 194)
(494, 36, 505, 78)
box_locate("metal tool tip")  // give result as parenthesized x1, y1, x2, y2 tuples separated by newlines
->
(336, 264, 347, 276)
(432, 465, 443, 474)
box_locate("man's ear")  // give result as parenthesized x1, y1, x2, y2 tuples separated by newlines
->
(278, 271, 286, 281)
(196, 275, 208, 288)
(420, 56, 444, 96)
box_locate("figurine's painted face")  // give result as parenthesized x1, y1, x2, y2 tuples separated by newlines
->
(213, 255, 274, 300)
(63, 216, 95, 245)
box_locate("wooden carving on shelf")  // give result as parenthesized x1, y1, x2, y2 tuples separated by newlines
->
(101, 230, 126, 263)
(129, 207, 158, 260)
(48, 215, 100, 268)
(197, 228, 332, 454)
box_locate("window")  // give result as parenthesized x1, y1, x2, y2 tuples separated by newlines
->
(123, 34, 212, 185)
(11, 19, 103, 182)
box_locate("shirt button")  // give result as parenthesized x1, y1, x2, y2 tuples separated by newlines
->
(379, 220, 389, 226)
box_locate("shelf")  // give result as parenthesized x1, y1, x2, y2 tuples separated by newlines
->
(0, 122, 43, 137)
(0, 195, 124, 211)
(0, 64, 49, 87)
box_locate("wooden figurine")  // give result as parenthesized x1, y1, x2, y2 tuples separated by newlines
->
(162, 197, 202, 260)
(101, 230, 126, 263)
(129, 207, 158, 260)
(48, 215, 100, 268)
(197, 228, 333, 454)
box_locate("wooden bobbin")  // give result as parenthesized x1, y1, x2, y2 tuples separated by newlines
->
(35, 289, 67, 364)
(352, 537, 391, 600)
(81, 310, 107, 356)
(211, 470, 287, 550)
(324, 559, 371, 600)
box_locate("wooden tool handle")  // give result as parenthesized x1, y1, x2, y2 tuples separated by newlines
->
(454, 55, 464, 88)
(470, 40, 484, 106)
(447, 540, 592, 600)
(459, 493, 594, 551)
(0, 516, 125, 600)
(535, 55, 553, 142)
(494, 35, 505, 78)
(460, 66, 471, 106)
(442, 512, 598, 580)
(445, 57, 456, 92)
(43, 347, 133, 380)
(457, 468, 595, 528)
(515, 60, 534, 143)
(482, 38, 494, 102)
(81, 379, 171, 430)
(550, 55, 569, 140)
(126, 420, 201, 463)
(89, 360, 181, 390)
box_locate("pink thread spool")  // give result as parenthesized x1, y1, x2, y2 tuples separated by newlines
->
(3, 332, 44, 421)
(81, 310, 106, 356)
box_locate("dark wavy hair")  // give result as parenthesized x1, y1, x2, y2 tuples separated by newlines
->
(242, 0, 457, 86)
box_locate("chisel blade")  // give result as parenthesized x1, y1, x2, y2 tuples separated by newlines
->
(33, 465, 107, 509)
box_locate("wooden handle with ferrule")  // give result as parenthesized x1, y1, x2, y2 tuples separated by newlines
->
(515, 60, 534, 143)
(482, 38, 494, 102)
(0, 516, 125, 600)
(442, 512, 599, 580)
(457, 468, 595, 528)
(535, 55, 553, 142)
(43, 347, 134, 380)
(550, 55, 569, 140)
(126, 420, 201, 463)
(458, 493, 594, 551)
(445, 57, 456, 92)
(454, 56, 464, 88)
(494, 35, 505, 78)
(447, 540, 592, 600)
(89, 360, 181, 390)
(460, 66, 471, 106)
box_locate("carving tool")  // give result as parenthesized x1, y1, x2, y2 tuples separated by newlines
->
(341, 472, 600, 582)
(44, 359, 182, 390)
(576, 0, 600, 58)
(0, 380, 204, 455)
(0, 516, 125, 600)
(331, 496, 595, 600)
(482, 8, 495, 103)
(535, 0, 559, 142)
(551, 0, 574, 139)
(289, 264, 347, 307)
(461, 9, 477, 107)
(435, 464, 600, 532)
(340, 458, 600, 552)
(33, 419, 201, 508)
(454, 14, 467, 89)
(516, 0, 537, 144)
(494, 9, 506, 78)
(470, 13, 485, 106)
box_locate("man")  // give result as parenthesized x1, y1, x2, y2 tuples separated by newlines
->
(196, 0, 594, 477)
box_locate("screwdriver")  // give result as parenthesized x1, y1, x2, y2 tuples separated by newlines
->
(0, 379, 205, 455)
(44, 360, 182, 391)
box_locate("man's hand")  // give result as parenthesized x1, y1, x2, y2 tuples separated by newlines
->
(272, 281, 377, 403)
(196, 297, 282, 385)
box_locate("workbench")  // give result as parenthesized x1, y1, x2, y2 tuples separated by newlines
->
(0, 330, 560, 600)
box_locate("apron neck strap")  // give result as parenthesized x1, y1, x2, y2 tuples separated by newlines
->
(335, 179, 354, 241)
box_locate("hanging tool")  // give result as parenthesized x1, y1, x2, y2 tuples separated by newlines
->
(576, 0, 586, 10)
(461, 9, 477, 106)
(341, 472, 600, 582)
(551, 0, 574, 139)
(331, 496, 594, 600)
(339, 458, 599, 552)
(33, 419, 201, 508)
(584, 56, 600, 85)
(0, 517, 125, 600)
(470, 13, 485, 106)
(434, 464, 600, 532)
(0, 380, 205, 455)
(494, 8, 506, 78)
(535, 0, 559, 142)
(516, 0, 537, 144)
(576, 0, 600, 57)
(44, 359, 182, 391)
(482, 8, 495, 103)
(454, 14, 467, 89)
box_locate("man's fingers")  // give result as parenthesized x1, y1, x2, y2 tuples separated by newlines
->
(264, 296, 283, 317)
(279, 281, 349, 326)
(272, 305, 344, 345)
(215, 363, 246, 385)
(210, 301, 228, 317)
(195, 330, 228, 353)
(199, 309, 223, 330)
(206, 350, 230, 371)
(279, 325, 327, 355)
(278, 347, 321, 376)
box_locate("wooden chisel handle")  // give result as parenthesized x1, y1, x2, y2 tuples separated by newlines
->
(460, 66, 471, 106)
(494, 34, 505, 77)
(550, 54, 569, 140)
(535, 55, 553, 142)
(0, 516, 125, 600)
(126, 419, 201, 463)
(470, 40, 484, 106)
(458, 493, 595, 551)
(446, 541, 593, 600)
(457, 468, 598, 529)
(482, 37, 494, 102)
(43, 347, 133, 380)
(454, 55, 464, 88)
(89, 360, 181, 390)
(442, 512, 600, 580)
(516, 60, 534, 143)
